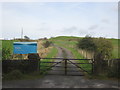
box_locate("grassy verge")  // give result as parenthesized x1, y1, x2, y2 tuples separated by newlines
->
(40, 46, 58, 75)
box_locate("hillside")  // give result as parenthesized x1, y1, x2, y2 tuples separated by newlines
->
(50, 36, 119, 59)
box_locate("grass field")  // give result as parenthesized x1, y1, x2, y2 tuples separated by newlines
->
(1, 37, 119, 59)
(50, 36, 119, 59)
(108, 39, 119, 58)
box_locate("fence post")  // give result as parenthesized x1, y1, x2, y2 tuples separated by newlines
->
(39, 58, 41, 73)
(37, 58, 39, 72)
(92, 59, 94, 74)
(65, 59, 67, 75)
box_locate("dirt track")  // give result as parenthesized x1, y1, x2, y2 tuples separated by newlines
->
(2, 46, 119, 88)
(47, 46, 84, 76)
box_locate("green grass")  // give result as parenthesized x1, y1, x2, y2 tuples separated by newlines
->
(2, 40, 13, 54)
(40, 47, 58, 74)
(2, 40, 19, 53)
(1, 40, 19, 60)
(108, 39, 119, 58)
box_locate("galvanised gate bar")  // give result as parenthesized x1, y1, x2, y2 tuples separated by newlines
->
(39, 58, 94, 76)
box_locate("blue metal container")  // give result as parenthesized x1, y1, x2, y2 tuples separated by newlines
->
(13, 42, 37, 54)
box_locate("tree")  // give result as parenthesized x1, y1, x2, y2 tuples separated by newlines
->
(2, 47, 11, 60)
(77, 36, 96, 52)
(77, 36, 113, 75)
(44, 37, 47, 40)
(77, 36, 113, 60)
(77, 36, 96, 58)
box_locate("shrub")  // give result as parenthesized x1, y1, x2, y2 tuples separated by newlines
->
(43, 41, 52, 48)
(94, 37, 113, 60)
(2, 47, 11, 60)
(77, 36, 113, 60)
(77, 36, 113, 75)
(77, 36, 96, 51)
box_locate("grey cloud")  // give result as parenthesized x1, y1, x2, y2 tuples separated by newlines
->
(62, 26, 78, 33)
(37, 23, 50, 31)
(79, 29, 88, 35)
(113, 4, 118, 12)
(87, 31, 96, 36)
(79, 29, 96, 36)
(88, 25, 99, 30)
(41, 22, 47, 25)
(101, 19, 110, 24)
(62, 26, 95, 37)
(62, 27, 89, 35)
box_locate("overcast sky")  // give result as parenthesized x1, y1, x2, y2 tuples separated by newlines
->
(1, 2, 118, 39)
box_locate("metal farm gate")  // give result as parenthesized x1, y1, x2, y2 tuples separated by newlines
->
(39, 58, 94, 76)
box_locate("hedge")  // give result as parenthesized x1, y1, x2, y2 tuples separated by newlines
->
(2, 59, 39, 74)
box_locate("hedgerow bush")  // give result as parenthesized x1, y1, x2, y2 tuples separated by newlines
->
(2, 47, 11, 60)
(77, 36, 116, 76)
(43, 41, 52, 48)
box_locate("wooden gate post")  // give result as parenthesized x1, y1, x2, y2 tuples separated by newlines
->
(38, 58, 41, 73)
(65, 59, 67, 75)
